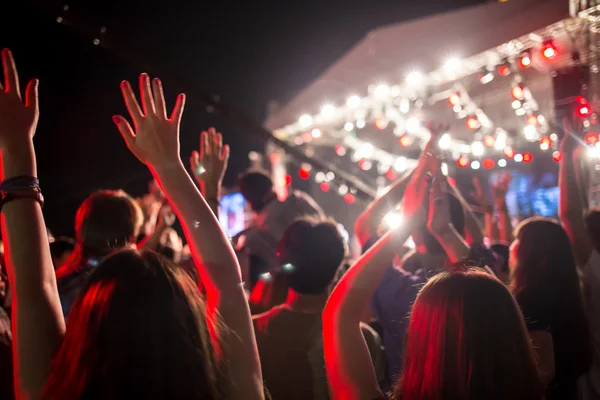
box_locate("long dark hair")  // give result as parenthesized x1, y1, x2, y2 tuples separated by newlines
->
(511, 218, 591, 376)
(44, 250, 224, 399)
(396, 269, 543, 400)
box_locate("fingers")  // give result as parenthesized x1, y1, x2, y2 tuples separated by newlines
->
(139, 73, 156, 116)
(222, 144, 230, 169)
(25, 79, 39, 111)
(190, 150, 200, 168)
(120, 80, 143, 125)
(2, 49, 21, 99)
(200, 130, 210, 157)
(152, 78, 167, 118)
(170, 93, 186, 123)
(112, 115, 135, 148)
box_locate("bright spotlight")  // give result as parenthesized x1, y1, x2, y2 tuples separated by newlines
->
(374, 84, 390, 98)
(406, 71, 424, 86)
(383, 211, 403, 229)
(299, 114, 312, 127)
(347, 95, 361, 108)
(406, 117, 420, 133)
(321, 104, 336, 118)
(471, 141, 484, 156)
(438, 133, 452, 150)
(444, 57, 461, 74)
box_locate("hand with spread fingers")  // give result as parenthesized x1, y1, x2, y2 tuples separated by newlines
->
(190, 128, 230, 199)
(112, 73, 185, 169)
(0, 49, 39, 150)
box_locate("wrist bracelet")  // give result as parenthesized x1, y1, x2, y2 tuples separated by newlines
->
(0, 188, 44, 212)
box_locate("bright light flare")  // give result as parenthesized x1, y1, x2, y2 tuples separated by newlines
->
(383, 211, 403, 230)
(299, 114, 312, 127)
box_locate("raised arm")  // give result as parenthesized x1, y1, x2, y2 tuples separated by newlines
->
(447, 179, 485, 245)
(112, 74, 263, 400)
(0, 49, 65, 399)
(190, 128, 229, 217)
(491, 172, 514, 243)
(472, 177, 500, 242)
(559, 118, 593, 267)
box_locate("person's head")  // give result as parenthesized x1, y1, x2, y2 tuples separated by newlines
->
(585, 209, 600, 252)
(72, 190, 143, 260)
(237, 169, 274, 212)
(412, 192, 465, 255)
(397, 268, 543, 400)
(44, 249, 223, 399)
(276, 217, 346, 295)
(50, 237, 76, 269)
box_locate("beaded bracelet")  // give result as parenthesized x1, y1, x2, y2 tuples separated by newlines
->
(0, 176, 44, 212)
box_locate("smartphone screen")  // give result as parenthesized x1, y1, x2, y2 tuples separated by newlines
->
(218, 192, 247, 237)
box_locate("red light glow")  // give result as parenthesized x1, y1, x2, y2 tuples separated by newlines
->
(527, 115, 538, 126)
(586, 132, 599, 145)
(284, 174, 292, 186)
(522, 152, 533, 162)
(483, 135, 495, 147)
(511, 85, 525, 100)
(498, 65, 511, 77)
(504, 146, 516, 159)
(578, 105, 591, 117)
(385, 169, 397, 181)
(483, 159, 495, 169)
(448, 93, 461, 106)
(334, 145, 347, 156)
(344, 193, 356, 204)
(457, 156, 469, 168)
(320, 182, 330, 192)
(542, 41, 557, 59)
(374, 119, 388, 130)
(519, 54, 532, 68)
(466, 117, 480, 130)
(540, 136, 552, 147)
(399, 135, 412, 147)
(553, 151, 561, 162)
(299, 168, 310, 180)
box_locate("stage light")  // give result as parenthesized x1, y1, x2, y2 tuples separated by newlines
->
(511, 84, 525, 100)
(356, 119, 366, 129)
(344, 122, 354, 131)
(523, 152, 533, 162)
(504, 146, 515, 158)
(483, 159, 495, 169)
(498, 159, 507, 167)
(315, 171, 325, 182)
(552, 151, 561, 162)
(406, 117, 421, 133)
(471, 160, 481, 170)
(321, 104, 335, 118)
(299, 168, 310, 180)
(514, 153, 523, 162)
(550, 133, 558, 141)
(512, 100, 522, 110)
(394, 157, 408, 172)
(320, 182, 330, 192)
(444, 57, 461, 74)
(385, 169, 397, 181)
(524, 125, 537, 141)
(578, 104, 591, 117)
(527, 115, 538, 126)
(441, 162, 449, 176)
(406, 71, 424, 86)
(518, 51, 532, 68)
(542, 40, 557, 59)
(399, 98, 410, 113)
(540, 136, 552, 151)
(334, 145, 346, 156)
(384, 211, 403, 229)
(479, 69, 494, 84)
(284, 174, 292, 186)
(448, 93, 461, 106)
(359, 159, 372, 171)
(472, 141, 485, 156)
(438, 133, 452, 150)
(347, 95, 361, 108)
(374, 119, 388, 130)
(457, 156, 469, 168)
(299, 114, 312, 127)
(344, 193, 356, 204)
(338, 184, 348, 195)
(497, 64, 511, 77)
(358, 143, 374, 158)
(374, 84, 390, 98)
(311, 128, 322, 138)
(466, 116, 480, 130)
(586, 132, 599, 144)
(484, 135, 495, 147)
(495, 131, 507, 149)
(399, 135, 412, 147)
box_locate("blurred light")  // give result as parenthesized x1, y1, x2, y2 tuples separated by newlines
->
(552, 151, 561, 162)
(335, 145, 346, 156)
(511, 85, 525, 100)
(394, 157, 408, 171)
(311, 128, 322, 138)
(299, 114, 312, 127)
(399, 135, 412, 147)
(406, 117, 420, 133)
(540, 136, 552, 151)
(457, 156, 469, 168)
(315, 171, 326, 183)
(301, 131, 313, 142)
(504, 146, 515, 158)
(356, 119, 366, 129)
(326, 171, 335, 181)
(522, 152, 533, 162)
(550, 133, 558, 141)
(586, 132, 599, 144)
(527, 115, 538, 126)
(495, 132, 507, 150)
(514, 153, 523, 162)
(444, 57, 461, 74)
(542, 40, 557, 59)
(497, 64, 511, 77)
(453, 105, 463, 113)
(471, 160, 481, 170)
(466, 116, 480, 130)
(260, 272, 272, 281)
(374, 84, 390, 98)
(484, 135, 495, 147)
(359, 143, 375, 158)
(359, 159, 372, 171)
(338, 184, 349, 195)
(524, 125, 537, 140)
(589, 147, 600, 158)
(498, 159, 507, 167)
(441, 162, 449, 176)
(374, 119, 388, 130)
(344, 193, 356, 204)
(284, 174, 292, 186)
(344, 122, 354, 131)
(282, 263, 294, 272)
(383, 211, 403, 229)
(515, 108, 527, 116)
(385, 169, 397, 181)
(472, 141, 485, 156)
(448, 93, 461, 106)
(321, 104, 335, 118)
(320, 182, 330, 192)
(347, 95, 361, 108)
(519, 52, 532, 68)
(438, 133, 452, 149)
(512, 100, 523, 110)
(299, 168, 310, 179)
(399, 98, 410, 113)
(406, 71, 424, 86)
(483, 159, 495, 169)
(479, 71, 494, 84)
(579, 104, 591, 117)
(538, 115, 546, 124)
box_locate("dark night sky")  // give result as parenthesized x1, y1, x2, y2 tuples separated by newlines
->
(1, 0, 485, 235)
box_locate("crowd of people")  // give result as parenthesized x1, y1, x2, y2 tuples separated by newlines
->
(0, 46, 598, 399)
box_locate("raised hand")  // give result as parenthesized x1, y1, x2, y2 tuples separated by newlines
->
(427, 168, 452, 236)
(190, 128, 230, 198)
(0, 49, 39, 149)
(471, 177, 491, 209)
(490, 172, 511, 201)
(560, 116, 583, 156)
(113, 73, 185, 169)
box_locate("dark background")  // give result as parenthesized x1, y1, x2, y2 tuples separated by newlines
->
(1, 0, 487, 236)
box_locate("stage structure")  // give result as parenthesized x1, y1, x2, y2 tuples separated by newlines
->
(264, 0, 600, 207)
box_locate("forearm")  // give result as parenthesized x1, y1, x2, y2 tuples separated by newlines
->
(484, 211, 500, 242)
(1, 144, 65, 398)
(138, 223, 167, 251)
(495, 199, 514, 243)
(450, 185, 484, 244)
(199, 182, 220, 218)
(433, 226, 471, 263)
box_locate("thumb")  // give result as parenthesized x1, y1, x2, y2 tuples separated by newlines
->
(190, 150, 200, 167)
(25, 79, 39, 111)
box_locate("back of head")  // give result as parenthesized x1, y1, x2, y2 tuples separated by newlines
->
(397, 268, 543, 400)
(50, 237, 76, 269)
(74, 190, 143, 260)
(413, 192, 465, 255)
(237, 169, 273, 212)
(277, 217, 345, 295)
(44, 250, 222, 399)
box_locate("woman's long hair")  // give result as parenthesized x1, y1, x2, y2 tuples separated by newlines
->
(43, 250, 224, 399)
(396, 268, 543, 400)
(511, 218, 591, 378)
